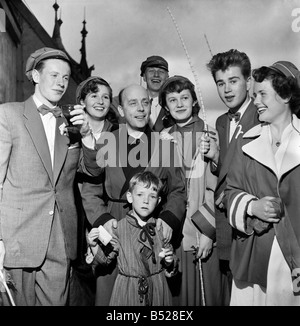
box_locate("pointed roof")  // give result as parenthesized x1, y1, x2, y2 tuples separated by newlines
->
(49, 0, 94, 82)
(79, 7, 94, 77)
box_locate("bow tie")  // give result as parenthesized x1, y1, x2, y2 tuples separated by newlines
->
(228, 111, 241, 122)
(37, 104, 62, 118)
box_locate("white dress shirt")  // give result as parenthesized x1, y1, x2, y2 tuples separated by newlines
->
(229, 97, 251, 142)
(33, 95, 56, 167)
(149, 96, 161, 128)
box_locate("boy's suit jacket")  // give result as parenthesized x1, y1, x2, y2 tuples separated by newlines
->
(0, 96, 83, 267)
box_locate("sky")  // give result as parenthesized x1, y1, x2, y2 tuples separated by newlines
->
(23, 0, 300, 126)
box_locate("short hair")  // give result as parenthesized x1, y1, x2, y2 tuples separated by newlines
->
(159, 75, 200, 115)
(252, 67, 300, 115)
(207, 49, 251, 81)
(128, 171, 163, 195)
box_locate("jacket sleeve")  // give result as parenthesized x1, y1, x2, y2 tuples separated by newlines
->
(190, 126, 219, 240)
(0, 105, 12, 240)
(223, 137, 256, 235)
(158, 140, 187, 244)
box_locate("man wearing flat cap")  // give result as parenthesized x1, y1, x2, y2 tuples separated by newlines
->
(0, 47, 99, 306)
(140, 55, 169, 132)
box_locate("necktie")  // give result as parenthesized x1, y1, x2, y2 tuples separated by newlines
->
(228, 111, 241, 122)
(37, 104, 62, 118)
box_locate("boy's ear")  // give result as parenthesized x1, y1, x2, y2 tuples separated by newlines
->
(32, 69, 40, 84)
(126, 191, 133, 204)
(157, 197, 161, 206)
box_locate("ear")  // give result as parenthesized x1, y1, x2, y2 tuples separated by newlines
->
(118, 105, 125, 117)
(32, 69, 40, 84)
(246, 76, 252, 92)
(282, 96, 291, 104)
(142, 75, 146, 83)
(156, 197, 161, 206)
(126, 191, 133, 204)
(193, 100, 198, 107)
(80, 99, 86, 108)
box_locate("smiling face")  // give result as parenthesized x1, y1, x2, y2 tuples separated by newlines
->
(81, 84, 111, 121)
(32, 58, 71, 106)
(165, 89, 195, 122)
(143, 67, 169, 95)
(215, 65, 251, 111)
(118, 85, 151, 132)
(253, 79, 288, 123)
(126, 182, 160, 221)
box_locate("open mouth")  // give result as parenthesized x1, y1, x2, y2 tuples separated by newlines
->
(257, 107, 266, 114)
(225, 96, 234, 102)
(151, 79, 161, 84)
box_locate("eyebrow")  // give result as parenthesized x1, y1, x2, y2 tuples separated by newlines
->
(216, 76, 240, 83)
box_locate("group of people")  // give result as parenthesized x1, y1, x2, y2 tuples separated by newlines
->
(0, 45, 299, 307)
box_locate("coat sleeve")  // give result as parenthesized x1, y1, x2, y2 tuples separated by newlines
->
(0, 105, 12, 239)
(190, 126, 219, 240)
(157, 140, 187, 245)
(223, 137, 256, 235)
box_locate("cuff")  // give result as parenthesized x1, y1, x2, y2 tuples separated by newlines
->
(191, 210, 216, 240)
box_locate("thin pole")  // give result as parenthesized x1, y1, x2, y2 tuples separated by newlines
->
(204, 33, 213, 57)
(0, 270, 16, 306)
(167, 7, 208, 131)
(196, 232, 206, 306)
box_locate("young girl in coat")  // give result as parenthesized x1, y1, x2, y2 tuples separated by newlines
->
(86, 171, 178, 306)
(159, 75, 228, 306)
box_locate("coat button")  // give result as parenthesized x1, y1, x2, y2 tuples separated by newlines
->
(49, 210, 54, 215)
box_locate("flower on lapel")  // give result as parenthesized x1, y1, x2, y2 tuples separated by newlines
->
(159, 130, 177, 143)
(59, 122, 68, 136)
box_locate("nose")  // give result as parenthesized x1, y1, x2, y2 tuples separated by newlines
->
(96, 95, 104, 104)
(143, 195, 149, 204)
(224, 82, 232, 93)
(56, 76, 64, 88)
(253, 95, 260, 107)
(137, 102, 145, 111)
(177, 99, 183, 107)
(153, 69, 160, 77)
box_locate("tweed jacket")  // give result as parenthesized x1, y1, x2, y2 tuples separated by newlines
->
(0, 96, 97, 267)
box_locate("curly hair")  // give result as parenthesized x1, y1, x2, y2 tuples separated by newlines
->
(206, 49, 251, 82)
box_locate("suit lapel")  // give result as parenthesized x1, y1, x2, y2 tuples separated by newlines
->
(53, 116, 69, 185)
(23, 97, 53, 185)
(153, 107, 166, 132)
(218, 100, 259, 184)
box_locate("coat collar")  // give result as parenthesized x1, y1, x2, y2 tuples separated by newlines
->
(242, 115, 300, 178)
